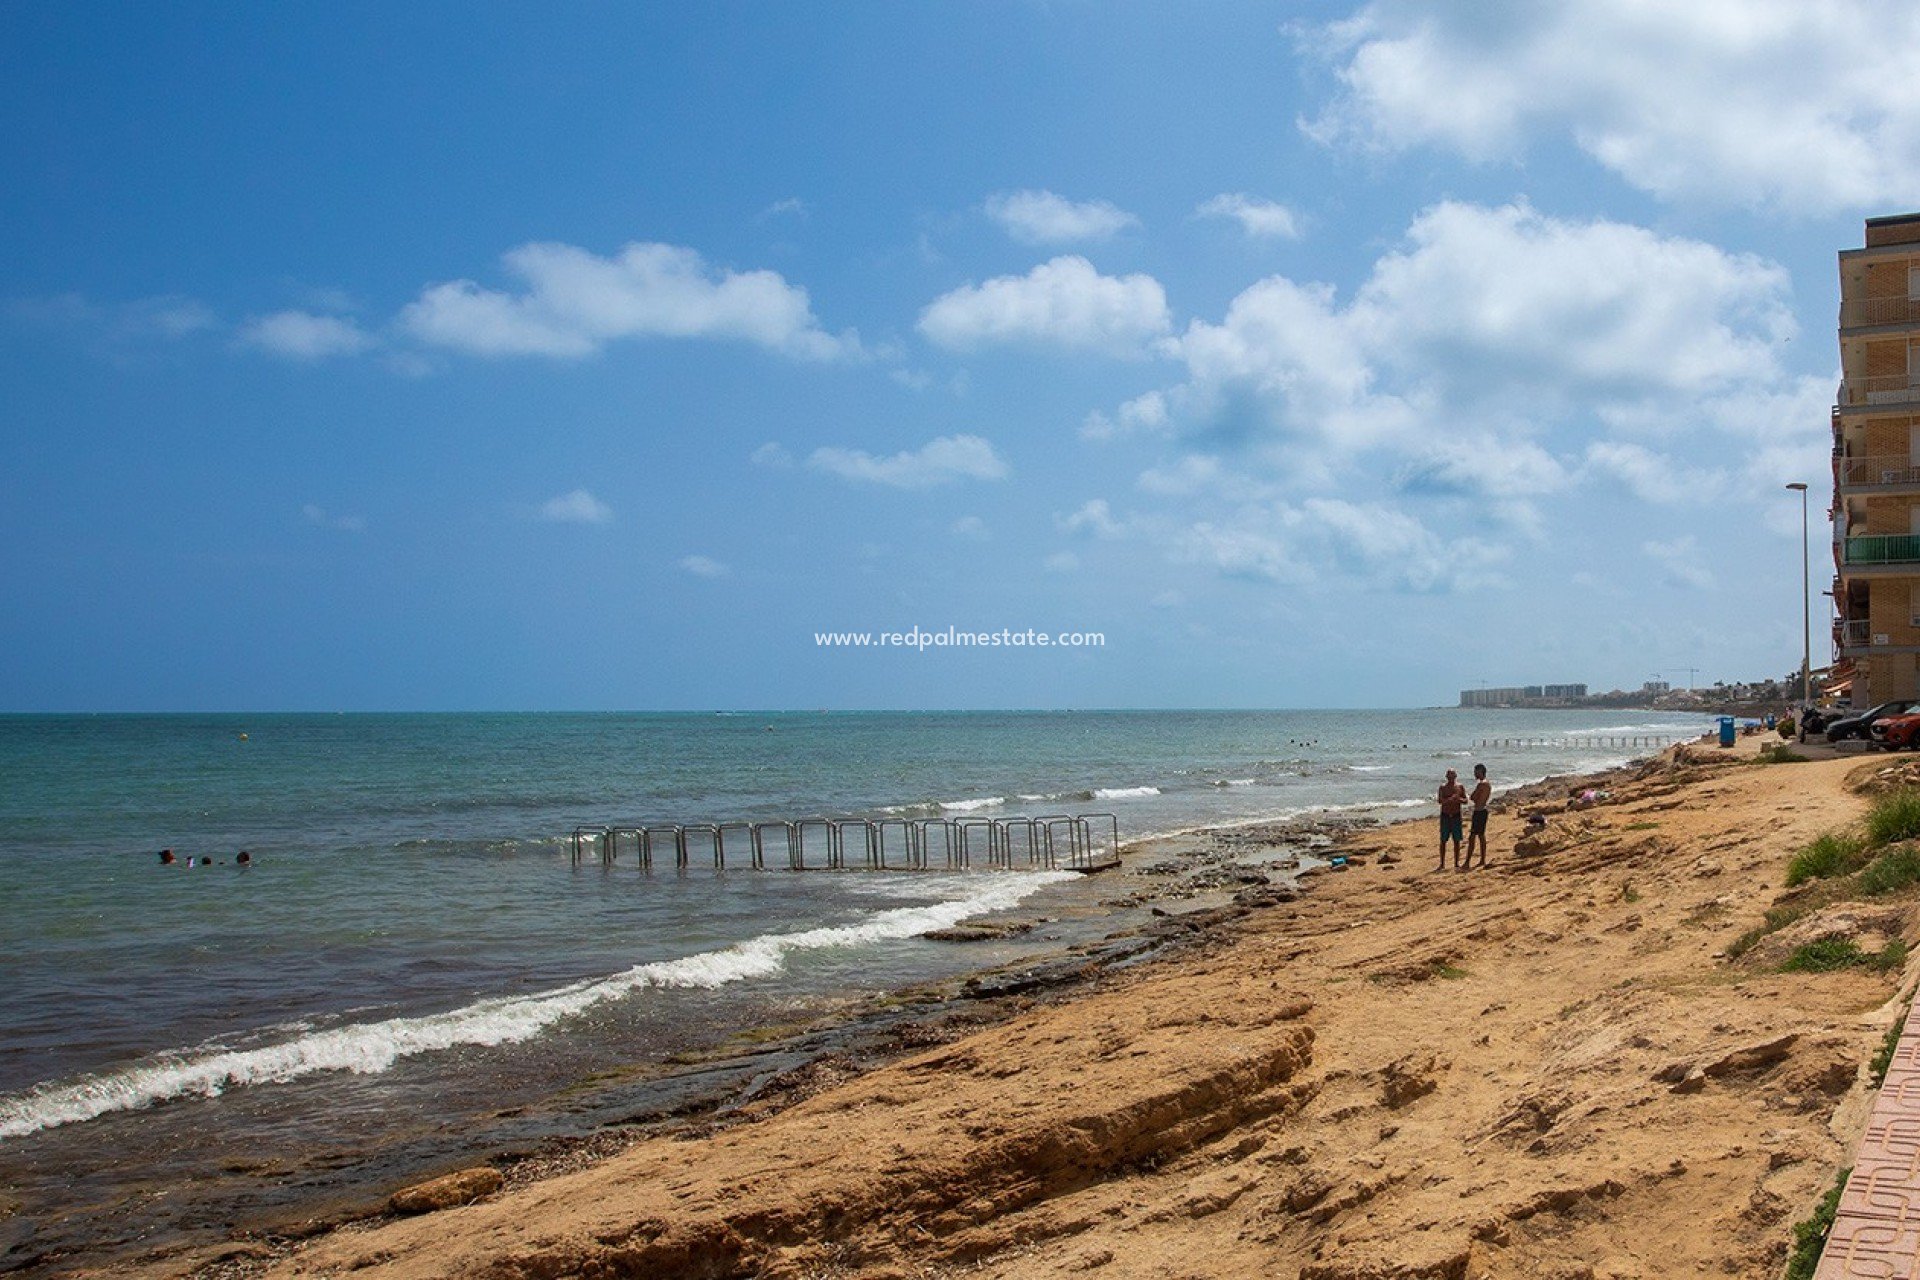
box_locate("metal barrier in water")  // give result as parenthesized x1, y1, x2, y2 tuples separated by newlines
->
(569, 812, 1122, 874)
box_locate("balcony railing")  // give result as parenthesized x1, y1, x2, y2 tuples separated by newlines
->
(1845, 534, 1920, 565)
(1842, 295, 1920, 328)
(1839, 619, 1872, 647)
(1839, 375, 1920, 407)
(1839, 455, 1920, 488)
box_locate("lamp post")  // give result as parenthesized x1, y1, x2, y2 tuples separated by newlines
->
(1786, 482, 1811, 739)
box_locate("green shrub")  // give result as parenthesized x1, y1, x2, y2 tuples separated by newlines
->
(1784, 1167, 1848, 1280)
(1867, 790, 1920, 846)
(1858, 846, 1920, 896)
(1758, 742, 1810, 764)
(1786, 831, 1871, 886)
(1875, 938, 1911, 974)
(1778, 716, 1797, 739)
(1782, 936, 1867, 972)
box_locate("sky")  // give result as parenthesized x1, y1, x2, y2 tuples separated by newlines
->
(0, 1, 1907, 711)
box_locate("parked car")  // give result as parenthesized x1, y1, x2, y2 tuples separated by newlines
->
(1827, 699, 1920, 742)
(1874, 712, 1920, 750)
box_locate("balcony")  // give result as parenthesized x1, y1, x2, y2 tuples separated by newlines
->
(1841, 295, 1920, 330)
(1845, 534, 1920, 568)
(1838, 375, 1920, 409)
(1839, 455, 1920, 493)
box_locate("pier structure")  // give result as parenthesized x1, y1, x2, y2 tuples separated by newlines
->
(569, 812, 1122, 874)
(1473, 734, 1699, 750)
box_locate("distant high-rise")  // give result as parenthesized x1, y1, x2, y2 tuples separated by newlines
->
(1833, 213, 1920, 703)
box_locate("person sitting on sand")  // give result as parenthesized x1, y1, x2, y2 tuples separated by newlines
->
(1466, 763, 1492, 870)
(1437, 769, 1467, 871)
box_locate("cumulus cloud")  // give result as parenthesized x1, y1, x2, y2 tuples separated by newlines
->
(538, 489, 613, 525)
(750, 441, 795, 468)
(1058, 499, 1124, 539)
(1196, 194, 1303, 239)
(1301, 0, 1920, 212)
(241, 311, 375, 360)
(679, 554, 730, 578)
(984, 190, 1140, 244)
(1583, 442, 1728, 505)
(1081, 390, 1171, 441)
(400, 241, 856, 360)
(918, 256, 1171, 356)
(1643, 536, 1715, 589)
(1145, 201, 1793, 455)
(807, 434, 1009, 488)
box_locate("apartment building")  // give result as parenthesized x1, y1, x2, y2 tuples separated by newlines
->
(1834, 212, 1920, 704)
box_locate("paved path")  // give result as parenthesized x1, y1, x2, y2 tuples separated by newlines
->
(1819, 1001, 1920, 1277)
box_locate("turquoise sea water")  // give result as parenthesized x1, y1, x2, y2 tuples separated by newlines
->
(0, 708, 1715, 1269)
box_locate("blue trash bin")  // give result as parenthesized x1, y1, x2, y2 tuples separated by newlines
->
(1718, 716, 1736, 747)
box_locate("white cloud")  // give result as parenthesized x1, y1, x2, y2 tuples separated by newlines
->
(1177, 520, 1305, 584)
(807, 434, 1009, 488)
(10, 293, 217, 342)
(1057, 498, 1124, 539)
(1196, 194, 1303, 239)
(241, 311, 375, 360)
(950, 515, 989, 540)
(761, 197, 808, 219)
(539, 489, 613, 525)
(1302, 0, 1920, 212)
(1583, 442, 1727, 505)
(400, 241, 856, 361)
(750, 442, 795, 468)
(984, 190, 1140, 245)
(1299, 498, 1508, 593)
(1643, 536, 1715, 590)
(918, 256, 1171, 356)
(680, 554, 730, 578)
(1043, 550, 1080, 573)
(1148, 201, 1793, 455)
(1081, 390, 1171, 442)
(302, 503, 366, 533)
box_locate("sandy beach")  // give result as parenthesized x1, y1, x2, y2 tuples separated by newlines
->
(92, 732, 1898, 1280)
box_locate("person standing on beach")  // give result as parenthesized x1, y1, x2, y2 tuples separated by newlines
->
(1466, 763, 1492, 870)
(1437, 769, 1467, 870)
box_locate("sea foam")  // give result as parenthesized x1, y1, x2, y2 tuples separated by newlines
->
(0, 872, 1072, 1141)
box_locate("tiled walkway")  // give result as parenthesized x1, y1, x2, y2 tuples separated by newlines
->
(1818, 1002, 1920, 1277)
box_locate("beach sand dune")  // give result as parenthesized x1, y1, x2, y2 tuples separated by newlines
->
(255, 739, 1903, 1279)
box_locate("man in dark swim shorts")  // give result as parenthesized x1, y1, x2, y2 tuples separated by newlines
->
(1437, 768, 1467, 870)
(1466, 763, 1492, 870)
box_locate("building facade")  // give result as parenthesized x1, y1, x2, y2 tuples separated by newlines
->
(1834, 213, 1920, 705)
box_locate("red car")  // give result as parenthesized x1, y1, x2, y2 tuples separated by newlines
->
(1872, 712, 1920, 749)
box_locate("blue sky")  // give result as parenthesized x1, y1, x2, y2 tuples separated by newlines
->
(0, 1, 1901, 711)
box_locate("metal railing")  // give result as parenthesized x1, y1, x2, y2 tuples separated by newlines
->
(1841, 295, 1920, 328)
(1845, 534, 1920, 565)
(569, 812, 1123, 874)
(1839, 375, 1920, 408)
(1838, 455, 1920, 488)
(1839, 619, 1872, 647)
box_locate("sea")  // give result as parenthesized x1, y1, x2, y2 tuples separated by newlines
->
(0, 708, 1717, 1270)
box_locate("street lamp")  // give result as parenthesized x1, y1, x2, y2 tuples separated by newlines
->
(1787, 482, 1811, 739)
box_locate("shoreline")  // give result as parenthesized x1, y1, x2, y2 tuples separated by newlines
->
(223, 730, 1914, 1279)
(11, 743, 1693, 1280)
(0, 740, 1751, 1280)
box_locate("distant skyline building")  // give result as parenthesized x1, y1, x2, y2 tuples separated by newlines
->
(1832, 212, 1920, 705)
(1458, 683, 1589, 708)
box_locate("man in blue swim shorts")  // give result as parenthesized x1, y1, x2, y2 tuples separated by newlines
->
(1437, 768, 1467, 871)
